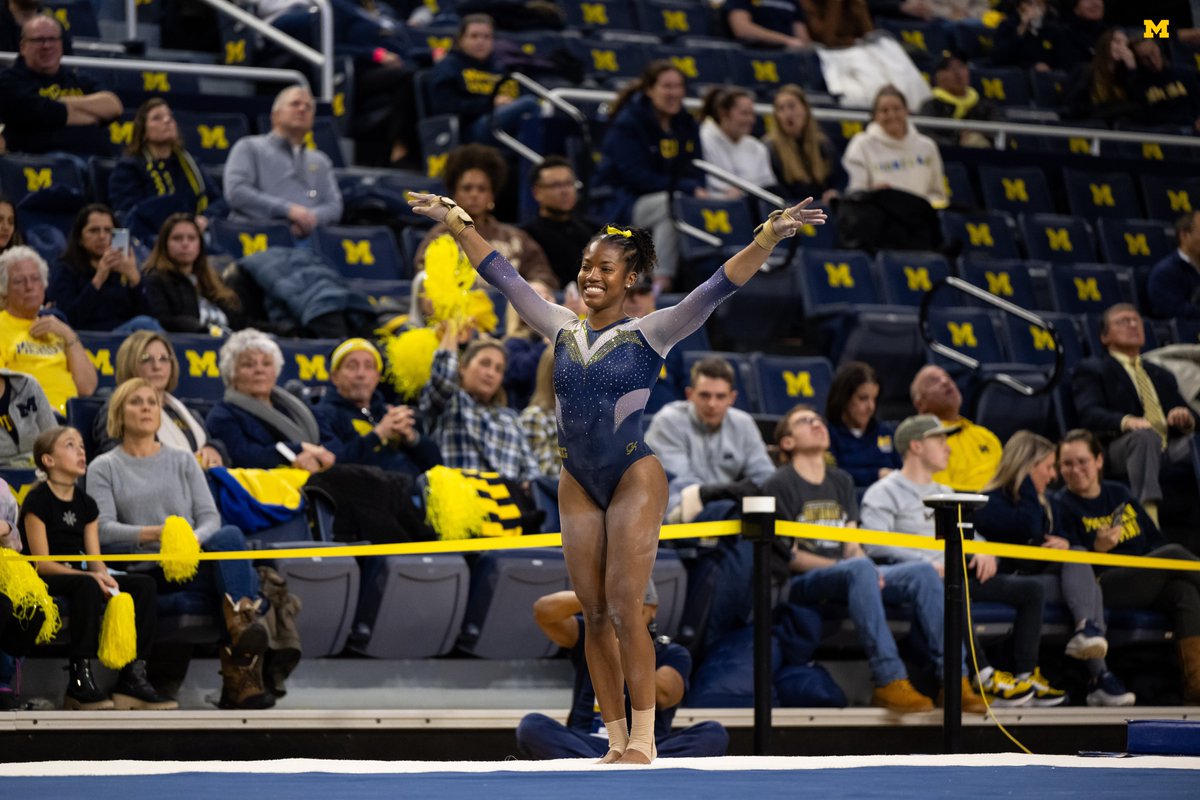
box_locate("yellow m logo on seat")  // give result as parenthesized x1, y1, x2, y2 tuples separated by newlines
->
(840, 121, 863, 139)
(1069, 138, 1091, 154)
(701, 209, 731, 234)
(901, 30, 927, 50)
(903, 266, 931, 292)
(984, 271, 1013, 296)
(1167, 189, 1192, 212)
(24, 167, 52, 191)
(670, 56, 698, 78)
(186, 350, 220, 378)
(981, 77, 1006, 100)
(1088, 183, 1115, 207)
(825, 263, 854, 288)
(86, 348, 113, 376)
(751, 60, 779, 83)
(198, 125, 228, 150)
(427, 153, 448, 178)
(295, 354, 329, 381)
(662, 10, 688, 31)
(109, 120, 133, 146)
(1000, 178, 1028, 202)
(782, 371, 814, 398)
(239, 233, 268, 256)
(1046, 228, 1073, 251)
(142, 72, 171, 92)
(591, 49, 618, 72)
(342, 239, 375, 265)
(1074, 276, 1100, 302)
(1029, 326, 1056, 351)
(965, 222, 994, 247)
(581, 3, 609, 24)
(947, 322, 977, 348)
(224, 39, 246, 65)
(1142, 143, 1164, 160)
(1124, 232, 1150, 256)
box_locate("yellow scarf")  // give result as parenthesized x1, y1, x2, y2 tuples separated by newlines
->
(932, 87, 980, 119)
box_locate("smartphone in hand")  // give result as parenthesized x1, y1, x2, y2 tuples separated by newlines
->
(110, 227, 131, 256)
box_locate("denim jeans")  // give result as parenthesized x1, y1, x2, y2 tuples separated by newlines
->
(468, 95, 539, 146)
(201, 524, 261, 602)
(112, 315, 164, 334)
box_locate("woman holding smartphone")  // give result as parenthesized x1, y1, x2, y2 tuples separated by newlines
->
(48, 204, 162, 333)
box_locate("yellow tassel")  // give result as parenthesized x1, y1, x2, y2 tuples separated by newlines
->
(423, 234, 477, 328)
(424, 466, 491, 541)
(383, 326, 440, 400)
(0, 550, 61, 644)
(160, 516, 200, 583)
(98, 591, 137, 670)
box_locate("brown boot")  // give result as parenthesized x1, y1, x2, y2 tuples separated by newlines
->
(222, 594, 269, 658)
(256, 567, 302, 697)
(872, 678, 934, 713)
(1179, 636, 1200, 704)
(217, 647, 276, 710)
(938, 678, 988, 715)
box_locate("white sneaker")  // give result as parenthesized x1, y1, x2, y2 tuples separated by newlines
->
(1086, 672, 1136, 707)
(1065, 622, 1108, 660)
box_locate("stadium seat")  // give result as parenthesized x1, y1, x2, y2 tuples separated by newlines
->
(0, 153, 86, 204)
(926, 307, 1009, 366)
(954, 23, 995, 62)
(978, 165, 1054, 217)
(959, 259, 1042, 311)
(260, 542, 360, 657)
(276, 336, 344, 390)
(1029, 69, 1068, 110)
(65, 396, 105, 458)
(562, 0, 640, 33)
(652, 43, 734, 88)
(457, 548, 571, 659)
(209, 218, 295, 258)
(876, 18, 950, 57)
(874, 250, 951, 307)
(749, 354, 834, 417)
(78, 332, 127, 395)
(87, 157, 115, 206)
(705, 266, 803, 353)
(1139, 174, 1200, 222)
(674, 196, 755, 278)
(351, 555, 470, 659)
(176, 111, 251, 165)
(1002, 311, 1085, 369)
(1096, 218, 1173, 268)
(799, 248, 882, 314)
(111, 67, 200, 95)
(1047, 264, 1128, 315)
(734, 49, 822, 98)
(941, 209, 1021, 260)
(567, 37, 650, 87)
(1171, 317, 1200, 345)
(1062, 168, 1142, 221)
(1019, 213, 1097, 263)
(43, 0, 99, 38)
(637, 0, 713, 40)
(942, 161, 977, 210)
(971, 66, 1032, 106)
(972, 370, 1056, 442)
(681, 351, 755, 413)
(314, 225, 407, 281)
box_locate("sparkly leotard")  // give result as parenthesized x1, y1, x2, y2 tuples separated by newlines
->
(477, 251, 739, 507)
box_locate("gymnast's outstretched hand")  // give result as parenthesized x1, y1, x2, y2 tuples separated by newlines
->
(769, 197, 828, 239)
(405, 192, 454, 224)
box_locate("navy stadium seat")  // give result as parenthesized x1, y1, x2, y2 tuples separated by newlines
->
(926, 307, 1009, 366)
(209, 218, 295, 258)
(1002, 311, 1084, 369)
(942, 161, 977, 210)
(567, 37, 650, 86)
(978, 165, 1054, 217)
(876, 18, 950, 57)
(1139, 174, 1200, 222)
(960, 259, 1042, 311)
(874, 250, 952, 307)
(1047, 264, 1127, 315)
(1062, 168, 1142, 221)
(1096, 218, 1173, 268)
(637, 0, 713, 40)
(562, 0, 640, 33)
(314, 225, 407, 281)
(971, 66, 1032, 107)
(0, 153, 86, 205)
(941, 210, 1021, 260)
(652, 44, 733, 88)
(1019, 213, 1097, 264)
(1030, 69, 1068, 110)
(176, 111, 250, 165)
(749, 354, 834, 417)
(798, 248, 881, 314)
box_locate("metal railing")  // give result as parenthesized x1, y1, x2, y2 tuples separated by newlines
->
(919, 276, 1065, 396)
(0, 51, 310, 91)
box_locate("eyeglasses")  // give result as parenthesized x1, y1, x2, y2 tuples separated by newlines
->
(139, 354, 173, 365)
(23, 36, 62, 46)
(791, 415, 825, 428)
(1107, 316, 1142, 328)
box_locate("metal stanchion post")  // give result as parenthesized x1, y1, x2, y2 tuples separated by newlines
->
(924, 492, 988, 755)
(741, 495, 777, 756)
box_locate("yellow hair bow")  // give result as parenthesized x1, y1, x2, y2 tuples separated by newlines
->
(605, 225, 632, 238)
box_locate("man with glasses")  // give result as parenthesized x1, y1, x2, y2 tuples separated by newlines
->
(1071, 303, 1197, 526)
(764, 405, 985, 714)
(0, 16, 121, 156)
(521, 156, 598, 290)
(0, 0, 73, 52)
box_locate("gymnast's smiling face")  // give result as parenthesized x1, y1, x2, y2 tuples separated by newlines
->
(578, 239, 634, 313)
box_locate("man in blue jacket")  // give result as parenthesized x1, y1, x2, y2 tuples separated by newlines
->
(1147, 210, 1200, 320)
(313, 338, 441, 476)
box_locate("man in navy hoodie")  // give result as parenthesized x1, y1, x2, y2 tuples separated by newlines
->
(313, 338, 441, 476)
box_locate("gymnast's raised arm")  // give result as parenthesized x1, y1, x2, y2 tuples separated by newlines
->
(407, 192, 575, 341)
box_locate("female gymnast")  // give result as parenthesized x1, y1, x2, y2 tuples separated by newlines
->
(408, 191, 825, 763)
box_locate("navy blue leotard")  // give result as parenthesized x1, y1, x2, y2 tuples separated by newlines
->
(477, 251, 739, 507)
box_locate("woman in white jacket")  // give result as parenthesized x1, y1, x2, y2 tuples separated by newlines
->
(697, 86, 778, 197)
(842, 86, 947, 209)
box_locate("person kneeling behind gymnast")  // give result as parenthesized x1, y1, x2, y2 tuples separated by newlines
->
(515, 583, 729, 760)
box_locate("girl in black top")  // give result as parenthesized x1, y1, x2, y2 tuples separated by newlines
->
(141, 214, 243, 334)
(20, 426, 175, 710)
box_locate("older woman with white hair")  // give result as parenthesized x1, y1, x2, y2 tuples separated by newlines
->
(0, 245, 99, 415)
(204, 329, 336, 473)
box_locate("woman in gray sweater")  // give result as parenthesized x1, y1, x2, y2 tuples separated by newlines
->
(87, 378, 277, 710)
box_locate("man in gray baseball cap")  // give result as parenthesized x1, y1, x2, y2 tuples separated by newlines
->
(892, 413, 961, 457)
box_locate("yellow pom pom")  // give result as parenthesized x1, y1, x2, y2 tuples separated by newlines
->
(0, 550, 61, 644)
(424, 466, 491, 541)
(423, 234, 476, 328)
(383, 326, 440, 400)
(160, 515, 200, 583)
(466, 289, 499, 335)
(98, 590, 137, 670)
